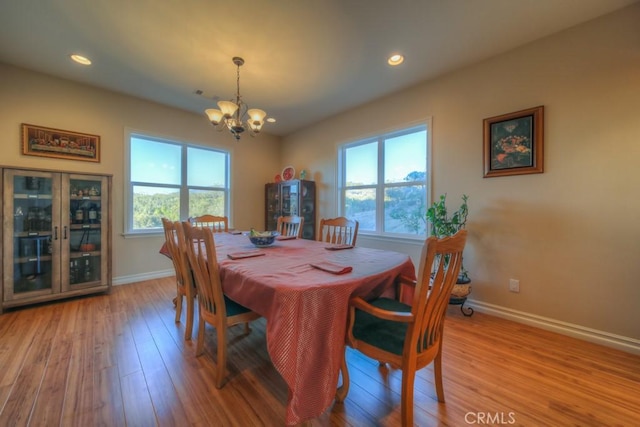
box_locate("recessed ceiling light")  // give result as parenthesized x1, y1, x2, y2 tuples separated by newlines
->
(387, 54, 404, 66)
(70, 54, 92, 65)
(266, 117, 276, 123)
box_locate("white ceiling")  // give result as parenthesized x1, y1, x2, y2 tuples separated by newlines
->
(0, 0, 636, 136)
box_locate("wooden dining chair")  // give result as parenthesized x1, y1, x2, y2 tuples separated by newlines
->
(276, 215, 304, 238)
(189, 214, 229, 233)
(336, 230, 468, 426)
(318, 216, 359, 246)
(181, 221, 261, 388)
(161, 218, 196, 340)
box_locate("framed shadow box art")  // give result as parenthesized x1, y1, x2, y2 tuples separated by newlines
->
(483, 106, 543, 178)
(22, 123, 101, 163)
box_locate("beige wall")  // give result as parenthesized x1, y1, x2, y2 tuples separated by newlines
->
(282, 5, 640, 341)
(0, 64, 281, 280)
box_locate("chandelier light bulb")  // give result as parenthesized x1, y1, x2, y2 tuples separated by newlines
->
(218, 100, 239, 118)
(248, 108, 267, 124)
(205, 109, 224, 125)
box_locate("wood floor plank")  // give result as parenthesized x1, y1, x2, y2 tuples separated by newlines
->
(0, 277, 638, 426)
(28, 331, 73, 426)
(2, 303, 63, 426)
(0, 311, 29, 411)
(94, 365, 126, 427)
(59, 298, 96, 426)
(120, 370, 157, 427)
(136, 330, 190, 426)
(151, 321, 240, 425)
(0, 309, 41, 388)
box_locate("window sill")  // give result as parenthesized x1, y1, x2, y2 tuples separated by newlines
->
(122, 230, 164, 239)
(357, 233, 425, 247)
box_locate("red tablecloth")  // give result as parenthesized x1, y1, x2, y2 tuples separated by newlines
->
(162, 233, 415, 425)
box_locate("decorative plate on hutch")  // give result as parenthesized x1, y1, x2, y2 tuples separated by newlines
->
(281, 165, 295, 181)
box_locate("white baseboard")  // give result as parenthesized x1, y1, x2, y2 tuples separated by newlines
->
(466, 299, 640, 355)
(113, 269, 174, 286)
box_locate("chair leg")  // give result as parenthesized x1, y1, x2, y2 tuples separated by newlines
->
(401, 368, 417, 427)
(434, 345, 445, 403)
(175, 292, 183, 323)
(335, 348, 350, 402)
(215, 327, 228, 389)
(196, 316, 205, 357)
(184, 295, 194, 341)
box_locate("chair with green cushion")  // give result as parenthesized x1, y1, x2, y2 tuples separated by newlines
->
(336, 230, 468, 426)
(181, 221, 261, 388)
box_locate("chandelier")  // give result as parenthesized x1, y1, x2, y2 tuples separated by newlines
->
(205, 57, 268, 141)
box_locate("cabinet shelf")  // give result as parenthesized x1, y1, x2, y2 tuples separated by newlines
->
(70, 251, 101, 258)
(70, 224, 101, 229)
(15, 231, 53, 237)
(15, 255, 52, 263)
(71, 196, 101, 201)
(13, 193, 53, 200)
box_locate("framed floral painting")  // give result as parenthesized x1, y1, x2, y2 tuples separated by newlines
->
(483, 106, 544, 178)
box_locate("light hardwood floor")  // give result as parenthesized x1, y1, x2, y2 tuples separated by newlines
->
(1, 277, 638, 426)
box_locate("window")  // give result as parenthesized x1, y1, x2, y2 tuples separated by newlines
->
(126, 132, 230, 234)
(339, 124, 428, 236)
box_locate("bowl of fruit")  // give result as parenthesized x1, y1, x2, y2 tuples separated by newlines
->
(248, 229, 280, 247)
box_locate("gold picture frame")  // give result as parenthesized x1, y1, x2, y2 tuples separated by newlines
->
(22, 123, 100, 163)
(483, 106, 544, 178)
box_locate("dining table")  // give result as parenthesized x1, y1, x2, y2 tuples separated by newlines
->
(162, 232, 416, 425)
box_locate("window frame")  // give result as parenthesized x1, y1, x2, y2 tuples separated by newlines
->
(124, 129, 231, 236)
(338, 120, 431, 239)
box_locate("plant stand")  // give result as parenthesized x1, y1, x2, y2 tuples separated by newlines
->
(449, 295, 474, 316)
(449, 278, 473, 316)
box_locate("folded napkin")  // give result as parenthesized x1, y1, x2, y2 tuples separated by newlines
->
(276, 235, 297, 241)
(310, 261, 353, 275)
(324, 244, 354, 251)
(227, 251, 266, 260)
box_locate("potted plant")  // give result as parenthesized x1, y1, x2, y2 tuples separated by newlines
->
(426, 194, 473, 315)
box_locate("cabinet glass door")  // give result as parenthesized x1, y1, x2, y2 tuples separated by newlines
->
(265, 183, 280, 231)
(63, 175, 108, 290)
(301, 181, 316, 239)
(3, 170, 60, 299)
(281, 182, 299, 217)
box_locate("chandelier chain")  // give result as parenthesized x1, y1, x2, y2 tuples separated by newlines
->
(236, 61, 241, 105)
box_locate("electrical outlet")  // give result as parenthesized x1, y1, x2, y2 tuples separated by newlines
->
(509, 279, 520, 293)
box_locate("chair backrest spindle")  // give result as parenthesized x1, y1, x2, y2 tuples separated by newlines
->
(189, 214, 229, 233)
(318, 216, 359, 246)
(276, 215, 304, 238)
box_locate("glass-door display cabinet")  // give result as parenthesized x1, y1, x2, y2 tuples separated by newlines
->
(265, 180, 316, 240)
(1, 167, 111, 313)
